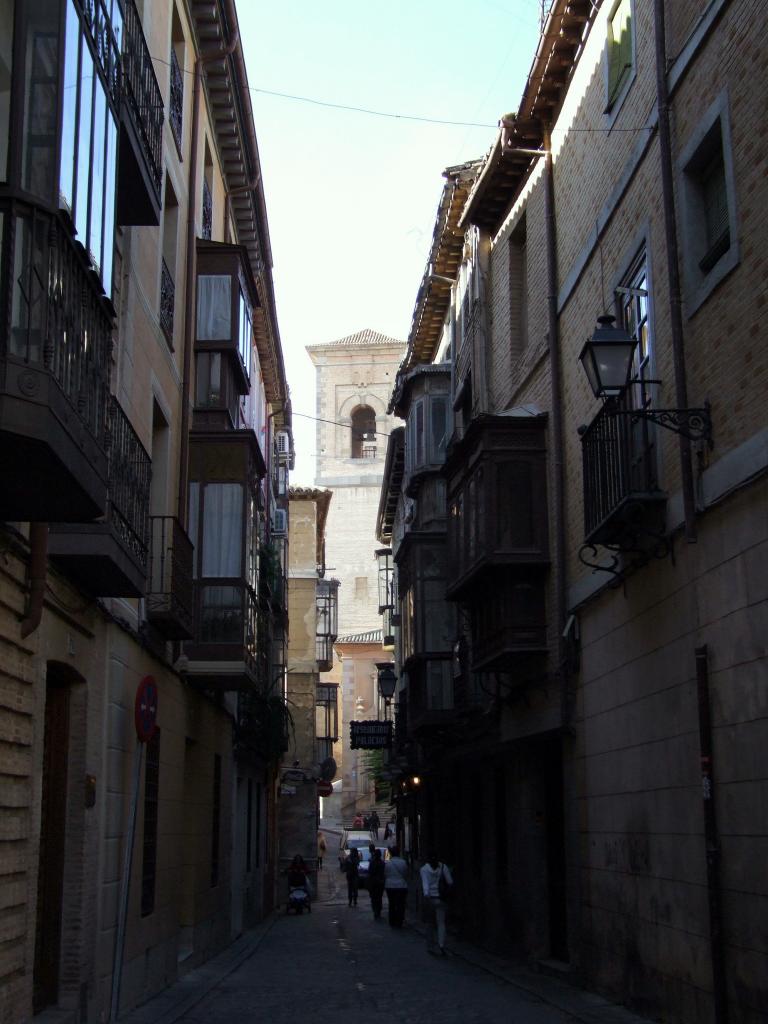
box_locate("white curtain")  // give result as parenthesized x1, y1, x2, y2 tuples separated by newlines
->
(197, 275, 231, 340)
(202, 483, 242, 577)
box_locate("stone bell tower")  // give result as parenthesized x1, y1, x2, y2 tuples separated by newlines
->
(307, 329, 406, 636)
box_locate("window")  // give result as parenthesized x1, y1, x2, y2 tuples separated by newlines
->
(351, 406, 376, 458)
(679, 94, 739, 314)
(202, 142, 213, 240)
(161, 176, 178, 343)
(211, 753, 221, 887)
(509, 217, 527, 358)
(169, 7, 184, 154)
(141, 729, 160, 916)
(197, 275, 231, 340)
(0, 0, 13, 181)
(615, 251, 652, 410)
(56, 0, 119, 294)
(605, 0, 633, 114)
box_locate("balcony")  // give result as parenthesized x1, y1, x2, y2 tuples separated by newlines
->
(49, 397, 151, 596)
(184, 581, 258, 690)
(316, 578, 340, 672)
(117, 0, 163, 225)
(445, 414, 549, 599)
(160, 259, 175, 344)
(407, 660, 455, 735)
(169, 46, 183, 155)
(146, 516, 194, 639)
(469, 571, 547, 671)
(581, 395, 666, 547)
(202, 178, 213, 240)
(0, 207, 111, 522)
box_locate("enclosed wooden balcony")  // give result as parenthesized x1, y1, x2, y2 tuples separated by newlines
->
(184, 581, 259, 690)
(49, 398, 151, 596)
(146, 516, 194, 639)
(117, 0, 164, 225)
(0, 206, 111, 522)
(445, 414, 550, 600)
(468, 571, 548, 671)
(406, 659, 456, 735)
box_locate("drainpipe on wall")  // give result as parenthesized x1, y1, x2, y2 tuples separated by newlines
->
(176, 31, 240, 530)
(695, 645, 728, 1024)
(20, 523, 48, 639)
(542, 123, 570, 727)
(653, 0, 698, 543)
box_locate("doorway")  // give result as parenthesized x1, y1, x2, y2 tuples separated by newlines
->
(542, 735, 568, 961)
(33, 668, 71, 1013)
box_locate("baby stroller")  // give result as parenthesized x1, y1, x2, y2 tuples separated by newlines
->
(287, 885, 311, 915)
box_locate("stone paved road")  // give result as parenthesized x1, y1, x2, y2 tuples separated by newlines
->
(171, 880, 580, 1024)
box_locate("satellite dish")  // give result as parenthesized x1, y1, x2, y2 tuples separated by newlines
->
(319, 757, 337, 782)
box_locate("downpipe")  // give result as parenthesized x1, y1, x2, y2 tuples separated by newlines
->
(20, 523, 48, 639)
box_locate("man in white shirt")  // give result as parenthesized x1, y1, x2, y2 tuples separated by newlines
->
(419, 852, 454, 955)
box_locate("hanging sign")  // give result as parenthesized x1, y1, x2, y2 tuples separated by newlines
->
(350, 720, 393, 750)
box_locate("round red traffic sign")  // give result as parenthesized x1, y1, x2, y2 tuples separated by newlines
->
(134, 675, 158, 743)
(317, 780, 333, 798)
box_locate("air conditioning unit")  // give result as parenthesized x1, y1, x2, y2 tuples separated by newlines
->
(275, 430, 290, 457)
(272, 508, 287, 534)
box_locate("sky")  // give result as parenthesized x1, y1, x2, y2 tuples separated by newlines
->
(237, 1, 544, 483)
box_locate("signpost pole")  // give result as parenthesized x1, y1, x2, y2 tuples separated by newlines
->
(109, 741, 143, 1022)
(109, 677, 158, 1022)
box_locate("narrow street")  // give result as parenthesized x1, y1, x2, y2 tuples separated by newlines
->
(122, 866, 648, 1024)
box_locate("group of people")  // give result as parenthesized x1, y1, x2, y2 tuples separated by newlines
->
(311, 820, 456, 955)
(351, 808, 384, 837)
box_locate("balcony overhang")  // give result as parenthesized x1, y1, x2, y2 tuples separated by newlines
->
(48, 523, 147, 597)
(184, 659, 258, 691)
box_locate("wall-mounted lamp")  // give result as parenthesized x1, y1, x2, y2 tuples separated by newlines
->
(578, 315, 713, 444)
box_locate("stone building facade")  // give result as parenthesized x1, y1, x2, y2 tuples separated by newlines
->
(378, 3, 767, 1024)
(0, 2, 290, 1021)
(307, 330, 404, 815)
(279, 488, 333, 880)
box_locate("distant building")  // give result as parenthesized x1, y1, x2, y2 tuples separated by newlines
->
(308, 330, 404, 814)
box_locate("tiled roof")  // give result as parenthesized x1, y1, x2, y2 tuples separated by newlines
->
(306, 329, 406, 351)
(334, 628, 383, 645)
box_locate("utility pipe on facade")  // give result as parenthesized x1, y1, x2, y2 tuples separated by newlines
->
(20, 523, 48, 639)
(695, 645, 728, 1024)
(542, 123, 570, 727)
(653, 0, 698, 543)
(176, 30, 240, 530)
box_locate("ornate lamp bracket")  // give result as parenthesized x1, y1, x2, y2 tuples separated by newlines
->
(613, 401, 713, 446)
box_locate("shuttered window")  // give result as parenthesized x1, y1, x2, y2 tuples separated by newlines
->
(607, 0, 632, 109)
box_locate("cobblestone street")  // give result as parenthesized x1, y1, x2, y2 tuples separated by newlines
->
(123, 867, 648, 1024)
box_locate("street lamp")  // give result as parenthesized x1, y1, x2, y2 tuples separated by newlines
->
(377, 663, 397, 702)
(578, 315, 713, 443)
(578, 315, 636, 398)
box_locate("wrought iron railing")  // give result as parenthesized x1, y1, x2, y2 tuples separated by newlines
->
(160, 258, 174, 342)
(146, 515, 194, 638)
(122, 0, 163, 203)
(169, 46, 183, 152)
(202, 178, 213, 240)
(4, 206, 112, 448)
(581, 395, 660, 543)
(106, 397, 151, 569)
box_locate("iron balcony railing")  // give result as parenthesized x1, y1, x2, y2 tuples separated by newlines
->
(106, 396, 151, 570)
(169, 46, 183, 152)
(122, 0, 163, 204)
(581, 394, 661, 544)
(202, 178, 213, 240)
(4, 205, 112, 448)
(146, 516, 194, 639)
(160, 258, 174, 342)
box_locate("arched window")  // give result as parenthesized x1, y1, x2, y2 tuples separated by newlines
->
(351, 406, 377, 458)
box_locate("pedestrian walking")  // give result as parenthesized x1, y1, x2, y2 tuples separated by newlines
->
(370, 809, 380, 839)
(384, 845, 409, 928)
(420, 852, 454, 955)
(346, 846, 361, 907)
(353, 812, 364, 828)
(317, 831, 327, 870)
(368, 848, 386, 920)
(384, 816, 396, 843)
